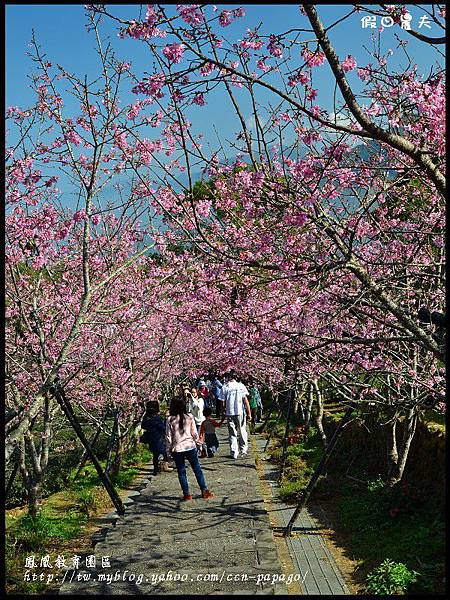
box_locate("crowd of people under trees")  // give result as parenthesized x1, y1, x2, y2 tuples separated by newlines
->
(140, 370, 263, 500)
(5, 3, 445, 525)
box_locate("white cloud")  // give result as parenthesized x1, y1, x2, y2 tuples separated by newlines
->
(245, 115, 257, 130)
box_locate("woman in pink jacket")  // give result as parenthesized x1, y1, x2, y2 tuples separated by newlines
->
(166, 396, 214, 501)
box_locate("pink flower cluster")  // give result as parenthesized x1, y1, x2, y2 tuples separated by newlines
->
(120, 19, 166, 40)
(132, 73, 165, 98)
(64, 130, 83, 146)
(341, 55, 357, 72)
(177, 4, 204, 26)
(301, 47, 326, 67)
(162, 43, 185, 64)
(192, 93, 206, 106)
(256, 60, 270, 72)
(288, 70, 310, 87)
(358, 66, 372, 81)
(240, 30, 263, 50)
(218, 8, 245, 27)
(117, 62, 131, 73)
(7, 106, 32, 122)
(200, 62, 216, 77)
(267, 35, 283, 58)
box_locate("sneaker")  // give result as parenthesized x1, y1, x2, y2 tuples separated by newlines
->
(201, 489, 214, 500)
(229, 454, 238, 459)
(182, 494, 193, 501)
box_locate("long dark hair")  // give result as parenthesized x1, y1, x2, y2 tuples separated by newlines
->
(169, 396, 188, 433)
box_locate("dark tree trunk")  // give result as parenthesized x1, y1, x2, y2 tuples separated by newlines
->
(6, 448, 20, 499)
(105, 410, 119, 475)
(52, 384, 125, 515)
(284, 404, 355, 536)
(110, 428, 125, 479)
(278, 387, 294, 482)
(18, 396, 53, 517)
(28, 483, 43, 518)
(73, 424, 103, 481)
(257, 391, 277, 433)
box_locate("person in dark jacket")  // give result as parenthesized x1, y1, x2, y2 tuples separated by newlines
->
(141, 401, 173, 475)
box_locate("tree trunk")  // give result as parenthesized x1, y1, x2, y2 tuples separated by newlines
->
(18, 396, 53, 517)
(312, 378, 327, 448)
(28, 483, 43, 518)
(52, 384, 125, 515)
(387, 408, 417, 487)
(18, 437, 40, 517)
(125, 417, 143, 454)
(263, 393, 283, 451)
(110, 425, 125, 479)
(385, 418, 399, 480)
(278, 386, 294, 482)
(73, 424, 102, 481)
(6, 448, 20, 499)
(284, 404, 355, 536)
(105, 410, 119, 475)
(257, 391, 277, 433)
(304, 382, 314, 433)
(294, 383, 305, 420)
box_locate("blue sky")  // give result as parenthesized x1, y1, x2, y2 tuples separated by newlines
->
(6, 4, 444, 205)
(7, 4, 443, 110)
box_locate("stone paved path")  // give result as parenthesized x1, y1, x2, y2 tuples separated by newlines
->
(59, 428, 287, 595)
(254, 436, 350, 595)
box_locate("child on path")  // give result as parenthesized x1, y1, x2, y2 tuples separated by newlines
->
(199, 407, 224, 457)
(166, 397, 214, 501)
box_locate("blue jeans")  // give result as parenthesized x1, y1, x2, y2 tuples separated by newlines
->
(205, 433, 219, 457)
(172, 447, 208, 496)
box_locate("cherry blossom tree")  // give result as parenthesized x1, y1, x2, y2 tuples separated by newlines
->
(5, 4, 445, 516)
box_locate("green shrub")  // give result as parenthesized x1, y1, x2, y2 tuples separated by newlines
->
(279, 479, 307, 502)
(365, 559, 419, 595)
(124, 443, 152, 465)
(367, 476, 386, 492)
(75, 486, 109, 515)
(76, 488, 96, 515)
(112, 467, 140, 488)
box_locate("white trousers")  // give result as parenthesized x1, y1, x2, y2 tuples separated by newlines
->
(227, 414, 248, 458)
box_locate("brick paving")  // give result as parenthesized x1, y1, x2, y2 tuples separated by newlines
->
(59, 427, 287, 595)
(59, 428, 351, 595)
(254, 436, 350, 595)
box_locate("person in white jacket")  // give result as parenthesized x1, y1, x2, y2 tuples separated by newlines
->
(188, 387, 205, 431)
(220, 371, 251, 459)
(188, 387, 207, 456)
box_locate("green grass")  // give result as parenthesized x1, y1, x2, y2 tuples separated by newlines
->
(10, 508, 88, 551)
(270, 419, 444, 594)
(68, 444, 152, 492)
(330, 480, 444, 593)
(6, 441, 153, 595)
(278, 428, 323, 502)
(6, 506, 89, 595)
